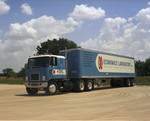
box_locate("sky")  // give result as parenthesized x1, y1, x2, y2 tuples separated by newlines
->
(0, 0, 150, 72)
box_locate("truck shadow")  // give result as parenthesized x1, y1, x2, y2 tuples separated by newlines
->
(15, 91, 70, 97)
(15, 86, 121, 97)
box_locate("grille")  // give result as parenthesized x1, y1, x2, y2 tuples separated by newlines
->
(30, 73, 40, 81)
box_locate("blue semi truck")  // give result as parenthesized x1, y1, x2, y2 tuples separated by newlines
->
(25, 48, 135, 95)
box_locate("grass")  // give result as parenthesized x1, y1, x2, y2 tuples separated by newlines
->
(0, 76, 150, 85)
(0, 77, 25, 84)
(135, 76, 150, 85)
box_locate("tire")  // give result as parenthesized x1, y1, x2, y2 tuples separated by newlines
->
(124, 79, 130, 87)
(85, 80, 93, 91)
(45, 82, 58, 95)
(26, 88, 38, 95)
(75, 80, 85, 92)
(130, 79, 135, 87)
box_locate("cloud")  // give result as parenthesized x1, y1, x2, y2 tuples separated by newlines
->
(0, 0, 10, 15)
(70, 4, 105, 20)
(81, 7, 150, 61)
(0, 15, 81, 71)
(148, 2, 150, 5)
(81, 17, 127, 51)
(5, 15, 81, 42)
(21, 3, 33, 15)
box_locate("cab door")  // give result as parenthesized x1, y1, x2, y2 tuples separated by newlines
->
(50, 57, 66, 79)
(50, 57, 58, 78)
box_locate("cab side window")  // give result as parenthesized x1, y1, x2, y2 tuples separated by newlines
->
(51, 57, 57, 66)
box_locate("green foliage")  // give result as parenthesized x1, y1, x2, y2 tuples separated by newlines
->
(135, 57, 150, 76)
(0, 77, 24, 84)
(2, 64, 27, 79)
(145, 58, 150, 75)
(135, 76, 150, 85)
(135, 60, 146, 76)
(2, 68, 16, 78)
(0, 73, 4, 77)
(17, 63, 27, 79)
(36, 38, 78, 55)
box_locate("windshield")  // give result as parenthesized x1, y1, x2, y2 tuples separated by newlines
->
(28, 57, 50, 68)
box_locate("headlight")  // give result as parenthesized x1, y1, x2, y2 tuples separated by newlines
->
(25, 76, 28, 81)
(42, 76, 46, 81)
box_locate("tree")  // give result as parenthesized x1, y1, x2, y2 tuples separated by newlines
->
(17, 64, 27, 79)
(145, 57, 150, 76)
(36, 38, 79, 55)
(135, 60, 146, 76)
(2, 68, 16, 78)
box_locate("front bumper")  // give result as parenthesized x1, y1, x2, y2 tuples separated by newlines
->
(25, 82, 48, 88)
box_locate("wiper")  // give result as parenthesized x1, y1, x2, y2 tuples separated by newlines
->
(27, 66, 32, 69)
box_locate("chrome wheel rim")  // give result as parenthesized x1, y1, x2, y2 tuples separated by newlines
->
(88, 82, 92, 90)
(132, 81, 135, 86)
(80, 82, 84, 91)
(49, 84, 56, 93)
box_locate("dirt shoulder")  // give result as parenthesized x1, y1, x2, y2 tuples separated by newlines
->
(0, 84, 150, 120)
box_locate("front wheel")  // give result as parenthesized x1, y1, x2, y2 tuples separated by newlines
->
(26, 88, 38, 95)
(45, 82, 58, 95)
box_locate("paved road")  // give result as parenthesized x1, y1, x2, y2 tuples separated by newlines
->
(0, 84, 150, 120)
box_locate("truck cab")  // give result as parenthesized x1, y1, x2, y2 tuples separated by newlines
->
(25, 55, 66, 95)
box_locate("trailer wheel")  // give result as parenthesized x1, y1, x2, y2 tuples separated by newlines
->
(85, 80, 93, 91)
(75, 80, 85, 92)
(124, 79, 130, 87)
(26, 88, 38, 95)
(130, 79, 135, 87)
(45, 82, 58, 95)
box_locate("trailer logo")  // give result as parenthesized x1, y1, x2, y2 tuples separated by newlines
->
(52, 69, 66, 75)
(96, 54, 103, 72)
(98, 56, 103, 70)
(52, 70, 56, 74)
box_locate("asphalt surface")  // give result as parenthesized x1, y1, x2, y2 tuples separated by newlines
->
(0, 84, 150, 120)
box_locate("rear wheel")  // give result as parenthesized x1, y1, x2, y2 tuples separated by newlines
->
(124, 79, 130, 87)
(130, 79, 135, 86)
(75, 80, 85, 92)
(85, 80, 93, 91)
(45, 82, 58, 95)
(26, 88, 38, 95)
